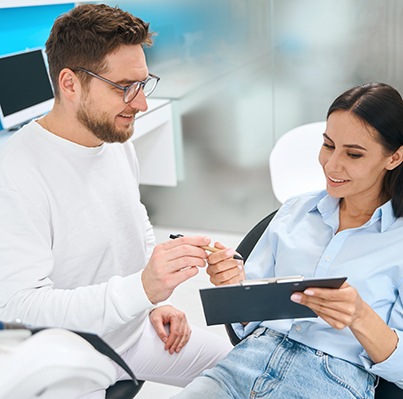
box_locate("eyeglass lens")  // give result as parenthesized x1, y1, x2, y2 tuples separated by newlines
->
(124, 77, 158, 103)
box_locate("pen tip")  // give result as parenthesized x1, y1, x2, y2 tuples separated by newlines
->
(169, 233, 184, 239)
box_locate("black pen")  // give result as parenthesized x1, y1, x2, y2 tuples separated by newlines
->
(169, 234, 244, 261)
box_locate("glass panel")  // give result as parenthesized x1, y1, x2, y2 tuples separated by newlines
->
(272, 0, 397, 141)
(114, 0, 403, 233)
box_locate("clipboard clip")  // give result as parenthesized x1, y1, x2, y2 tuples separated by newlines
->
(240, 275, 304, 286)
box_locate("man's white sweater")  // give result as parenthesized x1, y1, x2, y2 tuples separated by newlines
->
(0, 121, 156, 353)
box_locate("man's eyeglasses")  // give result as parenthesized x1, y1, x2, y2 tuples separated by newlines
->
(73, 67, 160, 103)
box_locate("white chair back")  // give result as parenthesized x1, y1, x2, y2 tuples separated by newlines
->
(269, 121, 327, 203)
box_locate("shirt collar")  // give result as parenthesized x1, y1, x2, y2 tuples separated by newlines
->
(308, 191, 396, 233)
(376, 200, 396, 232)
(308, 191, 338, 216)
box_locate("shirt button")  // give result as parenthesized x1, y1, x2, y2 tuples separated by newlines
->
(324, 256, 330, 262)
(295, 324, 302, 332)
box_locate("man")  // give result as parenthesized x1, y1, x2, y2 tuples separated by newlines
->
(0, 4, 231, 397)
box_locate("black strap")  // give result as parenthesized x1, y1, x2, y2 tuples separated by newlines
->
(30, 328, 139, 387)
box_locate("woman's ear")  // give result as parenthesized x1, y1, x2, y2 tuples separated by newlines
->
(386, 145, 403, 170)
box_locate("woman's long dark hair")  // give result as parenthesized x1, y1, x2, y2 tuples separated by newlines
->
(327, 82, 403, 218)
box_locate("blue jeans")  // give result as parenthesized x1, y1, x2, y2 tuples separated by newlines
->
(172, 327, 376, 399)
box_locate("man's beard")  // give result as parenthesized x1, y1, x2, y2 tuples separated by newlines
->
(77, 102, 135, 144)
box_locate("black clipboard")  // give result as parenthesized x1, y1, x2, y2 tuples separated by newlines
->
(199, 276, 347, 326)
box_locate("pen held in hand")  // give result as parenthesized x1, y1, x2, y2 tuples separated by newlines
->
(169, 234, 244, 261)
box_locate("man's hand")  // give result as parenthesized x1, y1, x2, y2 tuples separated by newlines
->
(206, 242, 245, 286)
(149, 305, 191, 354)
(142, 235, 211, 304)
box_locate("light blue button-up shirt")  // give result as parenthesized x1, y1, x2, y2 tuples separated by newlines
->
(234, 190, 403, 386)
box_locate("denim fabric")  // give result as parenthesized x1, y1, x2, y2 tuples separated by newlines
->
(172, 327, 376, 399)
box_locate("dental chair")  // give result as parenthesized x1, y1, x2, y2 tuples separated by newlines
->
(224, 120, 403, 397)
(268, 121, 326, 204)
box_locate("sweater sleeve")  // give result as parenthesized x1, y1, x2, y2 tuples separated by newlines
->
(0, 186, 153, 336)
(143, 205, 156, 262)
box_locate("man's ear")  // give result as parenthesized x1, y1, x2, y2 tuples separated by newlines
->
(386, 145, 403, 170)
(58, 68, 80, 100)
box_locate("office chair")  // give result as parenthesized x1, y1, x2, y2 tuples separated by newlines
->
(0, 322, 143, 399)
(75, 329, 144, 399)
(225, 121, 403, 396)
(106, 379, 144, 398)
(269, 121, 326, 203)
(224, 210, 403, 398)
(0, 328, 116, 399)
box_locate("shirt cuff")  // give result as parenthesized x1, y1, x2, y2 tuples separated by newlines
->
(360, 328, 403, 388)
(232, 321, 261, 339)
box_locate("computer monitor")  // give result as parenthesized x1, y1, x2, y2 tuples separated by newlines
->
(0, 49, 54, 130)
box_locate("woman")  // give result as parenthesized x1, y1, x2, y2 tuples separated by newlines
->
(173, 83, 403, 398)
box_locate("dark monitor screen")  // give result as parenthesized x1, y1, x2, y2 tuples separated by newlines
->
(0, 49, 54, 130)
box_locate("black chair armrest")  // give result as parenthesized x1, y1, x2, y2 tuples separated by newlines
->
(375, 378, 403, 398)
(106, 380, 145, 399)
(224, 324, 242, 346)
(224, 210, 278, 347)
(236, 210, 277, 261)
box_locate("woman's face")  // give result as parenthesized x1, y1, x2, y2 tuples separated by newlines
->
(319, 110, 397, 203)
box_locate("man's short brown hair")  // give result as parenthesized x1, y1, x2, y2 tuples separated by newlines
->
(46, 3, 153, 97)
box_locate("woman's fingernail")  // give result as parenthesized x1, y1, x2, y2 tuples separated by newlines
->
(290, 293, 302, 303)
(304, 289, 314, 296)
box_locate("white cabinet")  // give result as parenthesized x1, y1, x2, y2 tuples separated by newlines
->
(132, 99, 177, 187)
(0, 99, 177, 187)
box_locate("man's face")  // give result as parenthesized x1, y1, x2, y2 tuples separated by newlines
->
(76, 44, 149, 144)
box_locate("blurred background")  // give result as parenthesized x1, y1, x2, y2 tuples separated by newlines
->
(2, 0, 403, 234)
(110, 0, 403, 234)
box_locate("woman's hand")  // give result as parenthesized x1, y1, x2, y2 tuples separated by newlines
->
(290, 281, 365, 330)
(206, 242, 245, 286)
(290, 281, 398, 363)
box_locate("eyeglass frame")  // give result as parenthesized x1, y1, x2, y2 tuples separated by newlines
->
(72, 67, 160, 103)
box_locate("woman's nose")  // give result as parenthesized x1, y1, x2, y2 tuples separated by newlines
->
(325, 152, 343, 172)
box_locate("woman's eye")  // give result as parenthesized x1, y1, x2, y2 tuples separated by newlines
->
(347, 153, 363, 159)
(322, 143, 334, 149)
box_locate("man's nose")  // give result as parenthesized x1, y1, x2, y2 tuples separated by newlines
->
(128, 90, 148, 112)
